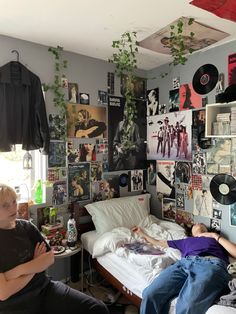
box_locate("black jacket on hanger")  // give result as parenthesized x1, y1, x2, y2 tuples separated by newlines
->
(0, 61, 50, 154)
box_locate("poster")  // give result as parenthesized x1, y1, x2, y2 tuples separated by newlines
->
(162, 198, 176, 222)
(193, 176, 213, 218)
(228, 53, 236, 85)
(156, 160, 175, 199)
(129, 169, 144, 192)
(146, 160, 156, 186)
(67, 104, 107, 138)
(68, 163, 90, 201)
(146, 88, 159, 116)
(179, 84, 202, 111)
(48, 142, 66, 168)
(168, 89, 179, 112)
(48, 114, 66, 140)
(52, 180, 67, 205)
(108, 96, 146, 171)
(147, 110, 192, 160)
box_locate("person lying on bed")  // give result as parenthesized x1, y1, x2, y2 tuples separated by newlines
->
(132, 223, 236, 314)
(0, 184, 109, 314)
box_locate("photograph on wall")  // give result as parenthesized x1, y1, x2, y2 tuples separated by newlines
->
(48, 142, 66, 168)
(48, 114, 66, 140)
(213, 208, 222, 220)
(172, 77, 180, 90)
(98, 90, 108, 105)
(176, 193, 184, 209)
(206, 139, 231, 174)
(192, 151, 206, 174)
(128, 169, 145, 192)
(68, 82, 79, 103)
(120, 75, 146, 99)
(91, 162, 103, 181)
(175, 209, 193, 227)
(230, 203, 236, 227)
(108, 96, 146, 171)
(67, 140, 80, 163)
(179, 83, 202, 111)
(156, 160, 175, 199)
(215, 73, 225, 95)
(96, 139, 108, 162)
(79, 143, 96, 161)
(147, 110, 192, 160)
(162, 198, 176, 222)
(92, 178, 119, 202)
(146, 160, 156, 186)
(228, 53, 236, 85)
(52, 180, 67, 205)
(175, 161, 192, 184)
(79, 93, 90, 105)
(168, 89, 179, 112)
(67, 104, 107, 138)
(146, 88, 159, 116)
(210, 218, 221, 232)
(68, 163, 90, 201)
(138, 16, 229, 55)
(48, 168, 67, 182)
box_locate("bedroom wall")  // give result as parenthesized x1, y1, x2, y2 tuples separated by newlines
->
(146, 39, 236, 243)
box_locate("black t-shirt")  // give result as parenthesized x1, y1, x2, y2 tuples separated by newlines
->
(0, 219, 50, 311)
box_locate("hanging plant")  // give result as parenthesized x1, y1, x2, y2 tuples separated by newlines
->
(43, 46, 68, 115)
(168, 17, 195, 66)
(109, 31, 138, 121)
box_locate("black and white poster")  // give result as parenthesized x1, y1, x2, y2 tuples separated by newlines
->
(146, 88, 159, 116)
(108, 96, 146, 171)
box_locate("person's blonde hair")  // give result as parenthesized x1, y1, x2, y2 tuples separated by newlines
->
(0, 184, 17, 205)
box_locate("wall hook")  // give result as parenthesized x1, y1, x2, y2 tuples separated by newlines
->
(11, 49, 20, 62)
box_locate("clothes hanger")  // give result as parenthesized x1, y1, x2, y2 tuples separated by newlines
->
(11, 49, 20, 62)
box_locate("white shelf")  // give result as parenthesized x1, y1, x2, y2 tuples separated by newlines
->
(205, 101, 236, 137)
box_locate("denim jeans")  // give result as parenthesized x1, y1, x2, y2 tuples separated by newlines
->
(140, 256, 231, 314)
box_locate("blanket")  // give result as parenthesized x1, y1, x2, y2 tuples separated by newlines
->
(218, 279, 236, 308)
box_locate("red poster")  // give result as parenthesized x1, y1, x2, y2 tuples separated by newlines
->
(228, 53, 236, 85)
(179, 84, 202, 111)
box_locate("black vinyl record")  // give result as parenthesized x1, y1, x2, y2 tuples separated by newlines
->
(192, 64, 219, 95)
(198, 129, 212, 150)
(210, 174, 236, 205)
(119, 173, 129, 187)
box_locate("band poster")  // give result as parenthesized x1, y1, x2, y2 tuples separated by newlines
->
(108, 96, 146, 171)
(147, 110, 192, 161)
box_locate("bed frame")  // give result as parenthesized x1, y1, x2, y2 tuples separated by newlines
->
(70, 202, 142, 307)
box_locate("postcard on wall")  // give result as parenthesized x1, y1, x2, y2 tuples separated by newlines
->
(79, 93, 90, 105)
(168, 89, 179, 112)
(192, 174, 202, 190)
(176, 193, 184, 209)
(193, 176, 213, 218)
(48, 142, 66, 168)
(98, 90, 108, 105)
(213, 208, 222, 220)
(91, 162, 103, 181)
(147, 110, 192, 161)
(52, 180, 67, 205)
(210, 218, 221, 232)
(192, 151, 206, 175)
(146, 160, 156, 186)
(67, 140, 80, 163)
(156, 160, 175, 199)
(175, 161, 192, 184)
(228, 53, 236, 85)
(48, 168, 67, 182)
(48, 114, 66, 140)
(128, 169, 145, 192)
(146, 88, 159, 116)
(68, 163, 91, 202)
(68, 82, 79, 103)
(162, 198, 176, 222)
(67, 104, 107, 138)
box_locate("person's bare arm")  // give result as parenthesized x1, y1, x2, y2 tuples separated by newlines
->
(132, 226, 169, 248)
(4, 242, 54, 280)
(200, 232, 236, 258)
(0, 272, 34, 301)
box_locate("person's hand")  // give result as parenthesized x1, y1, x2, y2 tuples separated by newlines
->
(197, 232, 218, 240)
(132, 226, 145, 237)
(34, 242, 47, 259)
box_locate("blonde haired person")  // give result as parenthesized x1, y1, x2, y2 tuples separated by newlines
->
(0, 184, 108, 314)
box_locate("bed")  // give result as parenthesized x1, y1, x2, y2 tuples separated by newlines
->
(75, 194, 236, 313)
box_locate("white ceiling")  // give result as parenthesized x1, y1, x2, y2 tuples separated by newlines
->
(1, 0, 236, 70)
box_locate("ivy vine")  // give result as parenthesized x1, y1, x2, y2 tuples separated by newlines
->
(43, 46, 68, 115)
(109, 31, 138, 120)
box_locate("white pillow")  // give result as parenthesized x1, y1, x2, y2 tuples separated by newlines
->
(85, 194, 151, 235)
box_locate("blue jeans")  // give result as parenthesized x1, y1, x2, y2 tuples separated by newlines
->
(140, 256, 231, 314)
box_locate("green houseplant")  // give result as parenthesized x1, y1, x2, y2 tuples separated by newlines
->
(43, 46, 68, 115)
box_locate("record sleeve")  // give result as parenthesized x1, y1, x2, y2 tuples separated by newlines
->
(119, 173, 129, 187)
(192, 64, 219, 95)
(210, 174, 236, 205)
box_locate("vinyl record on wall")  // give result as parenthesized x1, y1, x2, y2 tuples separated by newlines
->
(210, 174, 236, 205)
(119, 173, 129, 187)
(192, 64, 219, 95)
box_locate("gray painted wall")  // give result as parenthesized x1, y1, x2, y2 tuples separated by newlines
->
(146, 39, 236, 243)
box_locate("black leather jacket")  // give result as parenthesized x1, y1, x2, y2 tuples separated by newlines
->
(0, 61, 50, 154)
